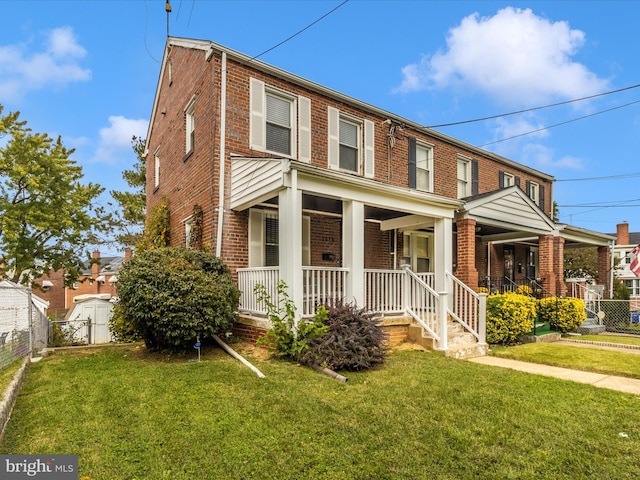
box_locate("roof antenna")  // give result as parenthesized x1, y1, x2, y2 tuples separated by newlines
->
(166, 1, 172, 37)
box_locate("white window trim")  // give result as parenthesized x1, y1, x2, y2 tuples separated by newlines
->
(457, 155, 472, 198)
(249, 208, 310, 267)
(327, 107, 375, 178)
(529, 181, 540, 205)
(503, 172, 515, 187)
(249, 78, 309, 160)
(153, 147, 160, 189)
(416, 141, 434, 193)
(185, 97, 195, 154)
(183, 215, 194, 248)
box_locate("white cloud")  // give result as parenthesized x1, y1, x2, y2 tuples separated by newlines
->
(0, 26, 91, 101)
(521, 143, 585, 170)
(92, 116, 148, 164)
(395, 7, 609, 107)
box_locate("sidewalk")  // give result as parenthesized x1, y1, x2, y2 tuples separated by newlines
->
(468, 348, 640, 396)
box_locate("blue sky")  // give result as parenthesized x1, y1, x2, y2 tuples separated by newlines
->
(1, 0, 639, 239)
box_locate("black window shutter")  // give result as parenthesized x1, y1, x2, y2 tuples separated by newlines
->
(408, 137, 416, 189)
(525, 180, 531, 198)
(499, 171, 505, 188)
(515, 176, 521, 188)
(539, 185, 546, 213)
(471, 160, 479, 195)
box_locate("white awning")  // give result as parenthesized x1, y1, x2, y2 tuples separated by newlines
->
(42, 280, 54, 288)
(95, 275, 106, 283)
(108, 275, 117, 283)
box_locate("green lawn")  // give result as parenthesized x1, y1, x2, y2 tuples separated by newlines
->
(491, 339, 640, 379)
(1, 344, 640, 479)
(577, 333, 640, 346)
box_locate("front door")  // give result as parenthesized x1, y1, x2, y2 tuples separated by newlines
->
(403, 233, 431, 272)
(503, 246, 515, 283)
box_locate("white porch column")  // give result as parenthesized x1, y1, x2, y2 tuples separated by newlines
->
(342, 200, 365, 307)
(433, 216, 453, 293)
(279, 170, 303, 321)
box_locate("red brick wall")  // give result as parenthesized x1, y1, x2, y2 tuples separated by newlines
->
(146, 44, 555, 273)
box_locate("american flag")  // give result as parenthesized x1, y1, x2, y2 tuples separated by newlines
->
(630, 244, 640, 276)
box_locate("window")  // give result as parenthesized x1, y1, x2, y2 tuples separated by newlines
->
(249, 78, 311, 160)
(184, 216, 194, 248)
(528, 181, 540, 205)
(457, 157, 471, 198)
(328, 107, 375, 177)
(185, 99, 195, 154)
(416, 143, 433, 192)
(266, 92, 292, 155)
(501, 172, 515, 187)
(154, 148, 160, 189)
(339, 118, 359, 172)
(249, 209, 310, 267)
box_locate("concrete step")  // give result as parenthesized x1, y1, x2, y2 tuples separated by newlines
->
(443, 343, 488, 360)
(407, 325, 435, 349)
(577, 324, 606, 334)
(448, 331, 478, 345)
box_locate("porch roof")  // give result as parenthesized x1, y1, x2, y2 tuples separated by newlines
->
(457, 186, 556, 237)
(230, 156, 462, 220)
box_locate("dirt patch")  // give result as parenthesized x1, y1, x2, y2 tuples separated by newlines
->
(232, 341, 272, 361)
(393, 341, 427, 352)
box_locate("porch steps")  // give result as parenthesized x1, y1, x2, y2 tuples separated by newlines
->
(406, 322, 488, 360)
(577, 316, 606, 335)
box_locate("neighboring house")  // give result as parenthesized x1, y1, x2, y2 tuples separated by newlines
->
(62, 249, 131, 309)
(611, 222, 640, 310)
(144, 37, 613, 356)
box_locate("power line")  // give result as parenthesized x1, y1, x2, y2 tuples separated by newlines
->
(556, 172, 640, 182)
(426, 83, 640, 128)
(479, 99, 640, 147)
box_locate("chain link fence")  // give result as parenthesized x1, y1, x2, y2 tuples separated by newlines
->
(599, 299, 640, 335)
(0, 284, 49, 372)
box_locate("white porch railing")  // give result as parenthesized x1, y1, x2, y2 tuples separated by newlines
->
(447, 272, 487, 344)
(302, 266, 349, 316)
(237, 267, 279, 315)
(237, 267, 485, 350)
(566, 279, 603, 319)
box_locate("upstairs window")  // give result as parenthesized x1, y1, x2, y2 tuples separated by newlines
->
(328, 107, 374, 178)
(408, 138, 434, 193)
(339, 118, 359, 172)
(266, 92, 292, 156)
(249, 78, 311, 161)
(185, 98, 195, 154)
(528, 181, 539, 205)
(457, 158, 471, 198)
(154, 148, 160, 189)
(249, 209, 310, 267)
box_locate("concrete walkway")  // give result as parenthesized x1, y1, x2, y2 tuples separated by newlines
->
(468, 342, 640, 395)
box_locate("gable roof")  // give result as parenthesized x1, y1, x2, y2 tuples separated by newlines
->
(147, 37, 555, 183)
(459, 186, 556, 235)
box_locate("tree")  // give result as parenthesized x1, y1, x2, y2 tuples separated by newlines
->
(109, 136, 146, 248)
(114, 247, 240, 352)
(0, 106, 108, 285)
(564, 247, 599, 280)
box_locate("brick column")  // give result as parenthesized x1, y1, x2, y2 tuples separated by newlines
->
(538, 234, 556, 296)
(455, 218, 479, 290)
(597, 245, 611, 299)
(553, 236, 566, 297)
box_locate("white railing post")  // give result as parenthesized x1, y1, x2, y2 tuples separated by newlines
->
(437, 291, 448, 351)
(478, 292, 487, 344)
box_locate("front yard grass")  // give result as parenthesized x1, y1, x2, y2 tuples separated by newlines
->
(491, 341, 640, 379)
(1, 344, 640, 479)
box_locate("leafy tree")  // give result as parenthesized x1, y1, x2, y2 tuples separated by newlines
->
(564, 247, 599, 279)
(0, 106, 108, 285)
(114, 247, 239, 352)
(109, 136, 146, 248)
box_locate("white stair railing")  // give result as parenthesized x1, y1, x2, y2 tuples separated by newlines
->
(447, 272, 486, 344)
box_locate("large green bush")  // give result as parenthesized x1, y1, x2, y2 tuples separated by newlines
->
(299, 301, 388, 371)
(486, 292, 537, 345)
(538, 297, 586, 333)
(114, 247, 239, 352)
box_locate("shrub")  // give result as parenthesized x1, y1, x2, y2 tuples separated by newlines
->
(477, 287, 489, 294)
(255, 281, 328, 360)
(299, 301, 387, 371)
(108, 308, 140, 343)
(114, 247, 239, 352)
(515, 285, 533, 296)
(538, 297, 586, 333)
(486, 292, 537, 345)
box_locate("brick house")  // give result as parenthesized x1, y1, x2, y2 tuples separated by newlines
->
(144, 37, 613, 356)
(33, 250, 131, 318)
(612, 222, 640, 310)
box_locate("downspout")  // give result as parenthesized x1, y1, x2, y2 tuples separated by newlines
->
(215, 51, 227, 257)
